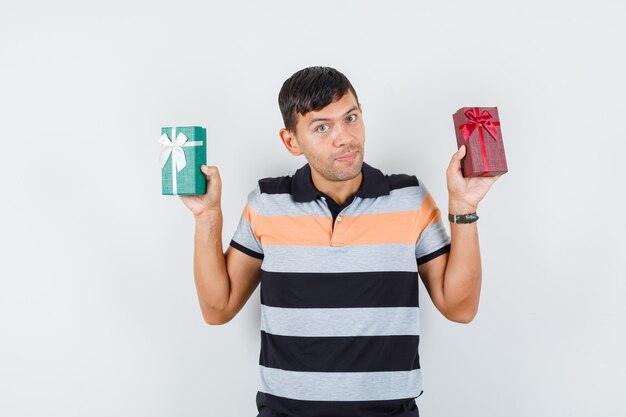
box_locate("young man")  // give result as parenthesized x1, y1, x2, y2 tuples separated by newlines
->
(181, 66, 499, 417)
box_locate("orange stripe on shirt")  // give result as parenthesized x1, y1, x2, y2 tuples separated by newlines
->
(255, 212, 333, 246)
(246, 193, 442, 247)
(416, 192, 443, 232)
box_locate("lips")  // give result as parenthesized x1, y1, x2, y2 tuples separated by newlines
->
(336, 151, 357, 161)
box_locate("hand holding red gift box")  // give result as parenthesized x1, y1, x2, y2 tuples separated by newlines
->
(452, 107, 508, 177)
(446, 144, 501, 215)
(446, 106, 508, 214)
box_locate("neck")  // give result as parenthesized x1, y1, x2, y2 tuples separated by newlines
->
(310, 169, 362, 206)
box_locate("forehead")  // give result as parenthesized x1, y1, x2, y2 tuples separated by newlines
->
(297, 91, 359, 124)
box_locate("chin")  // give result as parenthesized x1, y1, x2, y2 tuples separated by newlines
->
(335, 161, 363, 180)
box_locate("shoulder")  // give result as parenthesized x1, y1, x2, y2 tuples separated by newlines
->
(386, 173, 420, 191)
(379, 168, 430, 205)
(258, 173, 294, 195)
(376, 163, 424, 193)
(363, 161, 421, 192)
(245, 171, 295, 210)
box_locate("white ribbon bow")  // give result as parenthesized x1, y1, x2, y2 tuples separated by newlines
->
(159, 127, 203, 195)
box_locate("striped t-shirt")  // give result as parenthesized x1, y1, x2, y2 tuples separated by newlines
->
(229, 161, 451, 417)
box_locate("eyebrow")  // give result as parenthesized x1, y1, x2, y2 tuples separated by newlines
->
(308, 105, 359, 127)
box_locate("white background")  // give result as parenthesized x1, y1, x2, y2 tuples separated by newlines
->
(1, 1, 625, 416)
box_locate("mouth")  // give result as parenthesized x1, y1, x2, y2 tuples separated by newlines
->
(336, 151, 358, 162)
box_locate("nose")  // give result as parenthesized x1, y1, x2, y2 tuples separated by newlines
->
(332, 122, 353, 147)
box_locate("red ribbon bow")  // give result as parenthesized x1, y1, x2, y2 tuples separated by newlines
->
(457, 107, 500, 175)
(459, 108, 500, 141)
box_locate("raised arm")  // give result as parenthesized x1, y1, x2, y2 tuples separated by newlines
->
(419, 146, 500, 323)
(181, 165, 262, 325)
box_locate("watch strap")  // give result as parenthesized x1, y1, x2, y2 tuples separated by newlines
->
(448, 212, 479, 224)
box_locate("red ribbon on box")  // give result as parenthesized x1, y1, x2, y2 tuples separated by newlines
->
(458, 107, 500, 175)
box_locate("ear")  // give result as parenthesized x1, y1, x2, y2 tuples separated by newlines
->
(279, 128, 303, 156)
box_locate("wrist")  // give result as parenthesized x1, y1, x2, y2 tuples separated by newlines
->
(448, 212, 479, 224)
(195, 209, 222, 226)
(195, 213, 223, 244)
(448, 199, 477, 214)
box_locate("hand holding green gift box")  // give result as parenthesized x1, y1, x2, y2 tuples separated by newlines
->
(159, 126, 207, 195)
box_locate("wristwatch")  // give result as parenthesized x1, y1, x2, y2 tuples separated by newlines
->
(448, 212, 479, 224)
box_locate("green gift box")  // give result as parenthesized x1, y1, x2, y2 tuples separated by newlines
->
(159, 126, 207, 195)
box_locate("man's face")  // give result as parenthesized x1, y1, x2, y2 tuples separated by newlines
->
(292, 91, 365, 182)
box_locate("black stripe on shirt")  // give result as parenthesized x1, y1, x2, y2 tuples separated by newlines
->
(260, 270, 419, 308)
(229, 239, 264, 260)
(416, 243, 450, 266)
(256, 391, 421, 417)
(260, 331, 420, 372)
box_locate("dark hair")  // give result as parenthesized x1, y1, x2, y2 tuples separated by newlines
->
(278, 66, 360, 133)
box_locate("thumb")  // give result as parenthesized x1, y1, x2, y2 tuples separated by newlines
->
(456, 145, 466, 159)
(200, 164, 222, 186)
(448, 145, 465, 177)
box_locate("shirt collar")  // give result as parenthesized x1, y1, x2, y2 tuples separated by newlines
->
(291, 161, 390, 203)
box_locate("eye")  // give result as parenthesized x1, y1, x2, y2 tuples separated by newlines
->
(316, 124, 329, 133)
(347, 114, 357, 122)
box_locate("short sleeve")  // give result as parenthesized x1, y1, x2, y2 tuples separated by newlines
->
(229, 185, 264, 260)
(415, 183, 451, 265)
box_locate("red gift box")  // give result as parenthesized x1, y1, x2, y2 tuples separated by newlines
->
(452, 106, 508, 177)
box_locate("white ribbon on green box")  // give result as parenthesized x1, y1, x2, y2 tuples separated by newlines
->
(159, 127, 203, 195)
